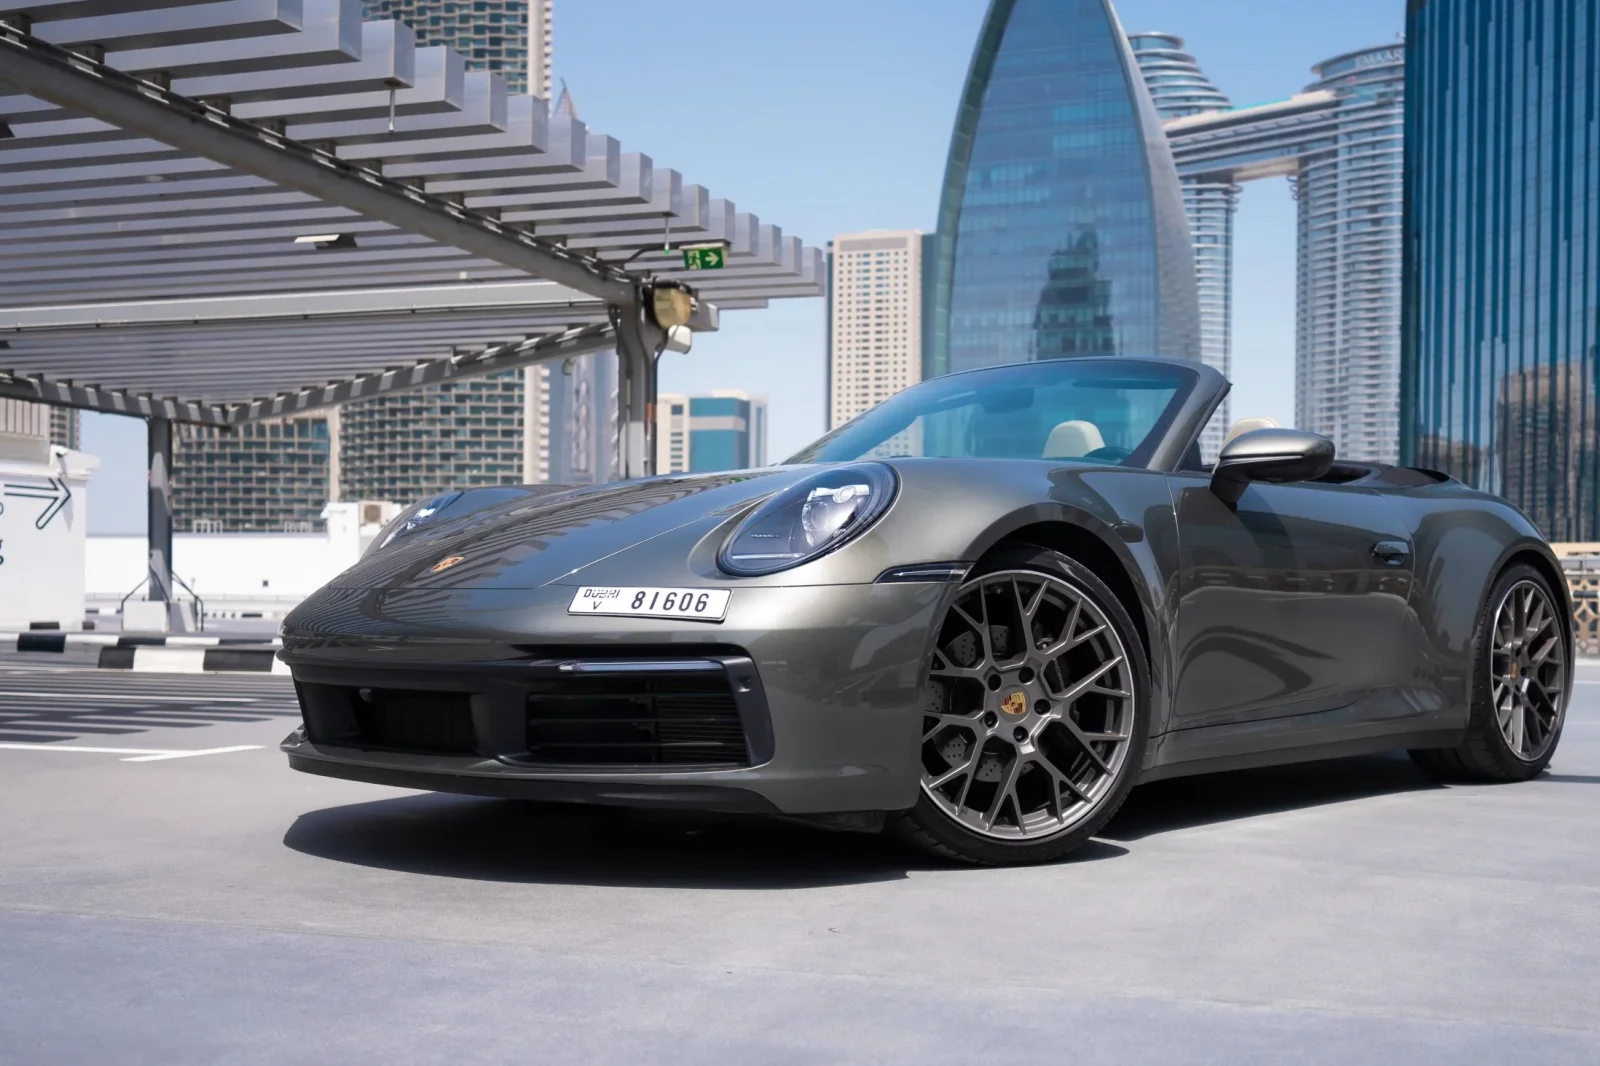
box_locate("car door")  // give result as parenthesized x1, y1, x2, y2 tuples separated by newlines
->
(1166, 474, 1414, 729)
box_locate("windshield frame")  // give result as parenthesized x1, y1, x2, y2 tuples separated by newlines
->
(788, 357, 1206, 470)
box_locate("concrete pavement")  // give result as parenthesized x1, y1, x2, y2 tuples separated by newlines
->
(2, 650, 1597, 1064)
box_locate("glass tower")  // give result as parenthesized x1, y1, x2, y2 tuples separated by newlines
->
(929, 0, 1199, 378)
(1403, 0, 1599, 540)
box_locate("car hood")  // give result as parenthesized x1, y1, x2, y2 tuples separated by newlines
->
(324, 467, 815, 591)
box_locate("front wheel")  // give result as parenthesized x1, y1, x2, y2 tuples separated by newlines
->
(892, 548, 1149, 865)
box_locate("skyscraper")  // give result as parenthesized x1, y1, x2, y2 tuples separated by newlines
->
(1403, 0, 1599, 540)
(1294, 49, 1406, 462)
(1127, 32, 1237, 459)
(1130, 37, 1405, 462)
(827, 230, 924, 429)
(656, 392, 768, 474)
(929, 0, 1200, 379)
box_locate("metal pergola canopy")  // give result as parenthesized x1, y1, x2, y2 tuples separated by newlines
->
(0, 0, 824, 423)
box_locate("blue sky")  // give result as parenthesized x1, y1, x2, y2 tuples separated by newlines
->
(83, 0, 1406, 533)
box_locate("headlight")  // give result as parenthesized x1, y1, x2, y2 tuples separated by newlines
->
(718, 463, 897, 576)
(365, 491, 463, 556)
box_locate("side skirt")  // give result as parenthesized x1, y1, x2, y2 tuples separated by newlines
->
(1137, 699, 1466, 784)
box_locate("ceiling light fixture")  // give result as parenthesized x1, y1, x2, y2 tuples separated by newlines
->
(294, 233, 357, 250)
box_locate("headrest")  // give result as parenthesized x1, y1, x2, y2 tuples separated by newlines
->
(1043, 420, 1106, 459)
(1224, 417, 1280, 446)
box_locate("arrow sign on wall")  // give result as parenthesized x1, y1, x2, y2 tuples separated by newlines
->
(3, 479, 72, 530)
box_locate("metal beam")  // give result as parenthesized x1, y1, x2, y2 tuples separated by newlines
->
(236, 321, 618, 422)
(0, 281, 721, 333)
(0, 280, 600, 330)
(0, 21, 638, 305)
(0, 372, 234, 424)
(1, 321, 619, 424)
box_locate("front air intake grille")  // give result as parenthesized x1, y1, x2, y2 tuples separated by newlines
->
(524, 673, 749, 767)
(348, 688, 476, 755)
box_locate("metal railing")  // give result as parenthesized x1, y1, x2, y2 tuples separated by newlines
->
(117, 574, 206, 633)
(1551, 544, 1600, 658)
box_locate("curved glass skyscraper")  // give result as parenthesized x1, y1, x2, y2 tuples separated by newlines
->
(1403, 0, 1599, 540)
(929, 0, 1199, 377)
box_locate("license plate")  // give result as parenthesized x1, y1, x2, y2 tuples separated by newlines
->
(567, 586, 731, 622)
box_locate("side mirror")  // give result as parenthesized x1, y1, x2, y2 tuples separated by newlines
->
(1210, 428, 1335, 504)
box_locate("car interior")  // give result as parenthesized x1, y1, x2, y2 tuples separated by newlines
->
(1043, 415, 1445, 487)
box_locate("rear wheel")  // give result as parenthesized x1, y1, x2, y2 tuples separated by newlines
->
(1410, 563, 1569, 782)
(892, 548, 1149, 865)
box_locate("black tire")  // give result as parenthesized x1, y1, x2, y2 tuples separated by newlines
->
(1409, 562, 1570, 783)
(891, 546, 1150, 865)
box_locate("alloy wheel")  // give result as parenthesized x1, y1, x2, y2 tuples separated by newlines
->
(1490, 579, 1566, 760)
(920, 568, 1135, 840)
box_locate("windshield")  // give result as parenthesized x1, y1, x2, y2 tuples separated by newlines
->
(789, 359, 1197, 466)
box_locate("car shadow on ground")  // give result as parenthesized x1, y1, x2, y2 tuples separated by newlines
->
(1103, 751, 1444, 841)
(282, 752, 1449, 887)
(284, 793, 1135, 889)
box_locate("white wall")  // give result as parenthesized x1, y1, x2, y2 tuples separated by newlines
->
(86, 501, 390, 603)
(86, 532, 351, 600)
(0, 447, 99, 630)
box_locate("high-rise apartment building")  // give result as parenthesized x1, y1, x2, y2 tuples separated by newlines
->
(656, 392, 768, 474)
(339, 374, 534, 503)
(1403, 0, 1599, 540)
(827, 230, 924, 429)
(364, 0, 550, 95)
(0, 399, 80, 456)
(173, 415, 338, 533)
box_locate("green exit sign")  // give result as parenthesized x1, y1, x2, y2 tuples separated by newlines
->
(682, 246, 726, 270)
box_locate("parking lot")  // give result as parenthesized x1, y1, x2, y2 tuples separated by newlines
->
(2, 647, 1597, 1065)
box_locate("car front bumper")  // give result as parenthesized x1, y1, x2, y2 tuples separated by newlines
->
(279, 580, 950, 815)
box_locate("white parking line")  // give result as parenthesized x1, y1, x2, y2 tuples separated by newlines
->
(0, 742, 264, 761)
(121, 746, 264, 762)
(0, 691, 260, 702)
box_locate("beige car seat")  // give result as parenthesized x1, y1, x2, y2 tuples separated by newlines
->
(1042, 420, 1106, 459)
(1223, 416, 1279, 446)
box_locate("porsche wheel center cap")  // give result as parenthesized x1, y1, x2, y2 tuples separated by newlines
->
(999, 689, 1029, 718)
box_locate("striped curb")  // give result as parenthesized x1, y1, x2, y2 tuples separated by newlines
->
(96, 645, 289, 674)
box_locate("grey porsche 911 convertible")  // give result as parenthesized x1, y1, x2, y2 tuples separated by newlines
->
(280, 357, 1572, 865)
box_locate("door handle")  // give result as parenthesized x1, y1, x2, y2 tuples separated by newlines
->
(1372, 540, 1409, 566)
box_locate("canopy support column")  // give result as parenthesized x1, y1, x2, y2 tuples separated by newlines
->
(612, 302, 665, 480)
(146, 416, 176, 627)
